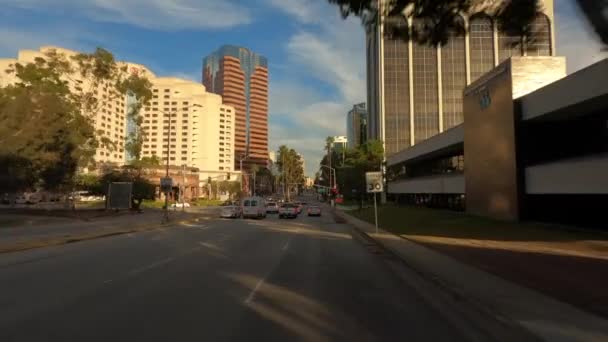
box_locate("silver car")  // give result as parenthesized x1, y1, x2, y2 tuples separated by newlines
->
(220, 205, 241, 218)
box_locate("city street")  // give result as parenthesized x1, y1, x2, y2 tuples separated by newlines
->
(0, 203, 534, 342)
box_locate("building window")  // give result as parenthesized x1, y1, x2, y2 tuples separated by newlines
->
(181, 157, 187, 161)
(182, 138, 188, 142)
(498, 22, 523, 63)
(383, 16, 410, 156)
(412, 19, 439, 144)
(219, 167, 224, 170)
(441, 16, 466, 130)
(526, 14, 551, 56)
(469, 13, 495, 82)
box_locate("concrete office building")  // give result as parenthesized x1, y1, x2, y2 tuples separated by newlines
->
(387, 56, 608, 227)
(347, 103, 368, 148)
(139, 77, 238, 183)
(332, 136, 348, 153)
(203, 45, 269, 170)
(366, 0, 555, 157)
(0, 46, 155, 166)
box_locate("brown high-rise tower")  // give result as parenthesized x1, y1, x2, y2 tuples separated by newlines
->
(203, 45, 268, 171)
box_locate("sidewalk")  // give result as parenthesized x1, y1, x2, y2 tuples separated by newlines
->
(0, 209, 214, 253)
(335, 209, 608, 342)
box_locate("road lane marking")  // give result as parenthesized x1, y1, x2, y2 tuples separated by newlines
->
(282, 239, 290, 251)
(245, 276, 266, 305)
(128, 256, 175, 276)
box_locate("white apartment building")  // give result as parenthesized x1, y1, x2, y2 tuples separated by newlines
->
(140, 77, 237, 180)
(0, 46, 155, 165)
(1, 46, 237, 182)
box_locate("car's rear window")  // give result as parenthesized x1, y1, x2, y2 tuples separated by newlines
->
(267, 202, 276, 206)
(244, 200, 251, 206)
(251, 200, 258, 206)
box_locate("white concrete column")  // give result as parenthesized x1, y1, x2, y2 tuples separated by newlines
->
(437, 44, 444, 133)
(408, 19, 415, 147)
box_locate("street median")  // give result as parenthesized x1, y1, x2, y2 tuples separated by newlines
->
(0, 210, 212, 254)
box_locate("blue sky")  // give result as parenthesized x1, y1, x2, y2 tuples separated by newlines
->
(0, 0, 606, 176)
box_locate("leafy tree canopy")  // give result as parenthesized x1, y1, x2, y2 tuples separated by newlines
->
(328, 0, 607, 48)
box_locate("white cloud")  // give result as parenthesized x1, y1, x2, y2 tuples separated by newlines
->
(555, 0, 608, 73)
(0, 25, 99, 57)
(2, 0, 251, 30)
(266, 0, 328, 24)
(267, 0, 365, 175)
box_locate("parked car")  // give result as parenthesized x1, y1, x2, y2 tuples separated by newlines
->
(220, 205, 241, 218)
(307, 206, 322, 217)
(171, 202, 191, 208)
(241, 196, 266, 219)
(279, 203, 298, 219)
(294, 202, 303, 214)
(24, 192, 42, 204)
(266, 202, 279, 214)
(15, 194, 27, 204)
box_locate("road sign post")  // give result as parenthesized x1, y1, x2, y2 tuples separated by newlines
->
(365, 172, 383, 234)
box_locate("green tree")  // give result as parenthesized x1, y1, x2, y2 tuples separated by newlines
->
(321, 140, 384, 207)
(0, 47, 153, 193)
(94, 168, 156, 211)
(277, 145, 305, 201)
(328, 0, 607, 48)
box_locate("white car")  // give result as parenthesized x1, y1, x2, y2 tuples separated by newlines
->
(220, 205, 241, 218)
(171, 202, 191, 208)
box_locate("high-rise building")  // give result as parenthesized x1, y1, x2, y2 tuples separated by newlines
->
(139, 77, 236, 178)
(332, 136, 348, 153)
(203, 45, 269, 171)
(367, 0, 555, 157)
(0, 46, 155, 166)
(347, 103, 368, 148)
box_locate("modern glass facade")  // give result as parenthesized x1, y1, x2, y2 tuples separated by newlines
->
(203, 45, 269, 169)
(441, 19, 467, 131)
(366, 2, 554, 158)
(347, 103, 368, 149)
(383, 18, 411, 155)
(469, 14, 495, 83)
(526, 14, 552, 56)
(412, 35, 439, 144)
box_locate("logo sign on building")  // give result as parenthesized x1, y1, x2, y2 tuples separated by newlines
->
(160, 177, 173, 193)
(479, 87, 491, 110)
(365, 172, 383, 193)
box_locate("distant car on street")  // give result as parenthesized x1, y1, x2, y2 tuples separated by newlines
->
(266, 202, 279, 214)
(307, 206, 321, 217)
(241, 196, 266, 219)
(220, 205, 241, 218)
(171, 202, 191, 208)
(279, 203, 298, 219)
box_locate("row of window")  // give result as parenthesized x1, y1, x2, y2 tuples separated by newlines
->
(387, 154, 465, 181)
(381, 13, 551, 156)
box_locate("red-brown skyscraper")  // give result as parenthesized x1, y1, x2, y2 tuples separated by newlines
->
(203, 45, 268, 170)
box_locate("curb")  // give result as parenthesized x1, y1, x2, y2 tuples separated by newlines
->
(334, 208, 608, 342)
(333, 208, 545, 341)
(0, 214, 208, 254)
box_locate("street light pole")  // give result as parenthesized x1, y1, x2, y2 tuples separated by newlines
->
(161, 104, 201, 223)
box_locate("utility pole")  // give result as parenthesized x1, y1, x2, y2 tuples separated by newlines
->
(181, 164, 186, 212)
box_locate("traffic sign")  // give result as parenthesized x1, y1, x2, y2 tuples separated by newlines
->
(365, 172, 383, 193)
(160, 177, 173, 193)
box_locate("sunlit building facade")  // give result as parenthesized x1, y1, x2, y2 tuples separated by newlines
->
(367, 0, 555, 157)
(203, 45, 269, 171)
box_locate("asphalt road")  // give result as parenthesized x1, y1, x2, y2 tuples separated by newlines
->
(0, 200, 531, 341)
